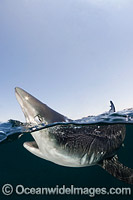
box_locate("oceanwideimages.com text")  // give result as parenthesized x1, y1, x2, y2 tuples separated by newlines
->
(2, 184, 131, 197)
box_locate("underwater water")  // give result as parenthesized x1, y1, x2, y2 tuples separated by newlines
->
(0, 109, 133, 200)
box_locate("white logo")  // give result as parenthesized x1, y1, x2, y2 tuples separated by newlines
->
(2, 184, 13, 195)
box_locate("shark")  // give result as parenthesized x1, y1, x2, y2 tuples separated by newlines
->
(15, 87, 133, 185)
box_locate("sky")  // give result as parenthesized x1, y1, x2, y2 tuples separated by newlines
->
(0, 0, 133, 122)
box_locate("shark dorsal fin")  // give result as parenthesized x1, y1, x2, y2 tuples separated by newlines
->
(109, 101, 116, 113)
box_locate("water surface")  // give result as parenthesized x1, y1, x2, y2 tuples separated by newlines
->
(0, 109, 133, 200)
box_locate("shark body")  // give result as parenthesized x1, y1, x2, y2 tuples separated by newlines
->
(15, 87, 133, 184)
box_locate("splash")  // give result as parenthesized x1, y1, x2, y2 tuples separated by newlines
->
(0, 108, 133, 144)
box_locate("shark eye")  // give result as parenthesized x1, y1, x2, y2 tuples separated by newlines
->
(34, 115, 43, 123)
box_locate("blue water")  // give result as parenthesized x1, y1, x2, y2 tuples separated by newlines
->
(0, 109, 133, 200)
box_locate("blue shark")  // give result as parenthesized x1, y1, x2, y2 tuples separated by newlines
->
(15, 87, 133, 184)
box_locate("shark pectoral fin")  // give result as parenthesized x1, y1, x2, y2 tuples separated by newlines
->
(23, 141, 44, 159)
(98, 155, 133, 185)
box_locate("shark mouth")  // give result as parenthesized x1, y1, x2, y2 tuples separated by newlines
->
(24, 141, 39, 148)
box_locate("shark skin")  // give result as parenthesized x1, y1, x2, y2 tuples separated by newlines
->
(15, 87, 133, 184)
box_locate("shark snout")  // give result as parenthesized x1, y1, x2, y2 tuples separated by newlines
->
(15, 87, 69, 124)
(15, 87, 31, 101)
(15, 87, 39, 123)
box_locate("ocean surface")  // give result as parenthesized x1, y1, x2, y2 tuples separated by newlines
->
(0, 109, 133, 200)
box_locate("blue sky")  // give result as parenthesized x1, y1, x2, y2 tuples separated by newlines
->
(0, 0, 133, 122)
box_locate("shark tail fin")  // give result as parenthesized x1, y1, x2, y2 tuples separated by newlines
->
(98, 155, 133, 185)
